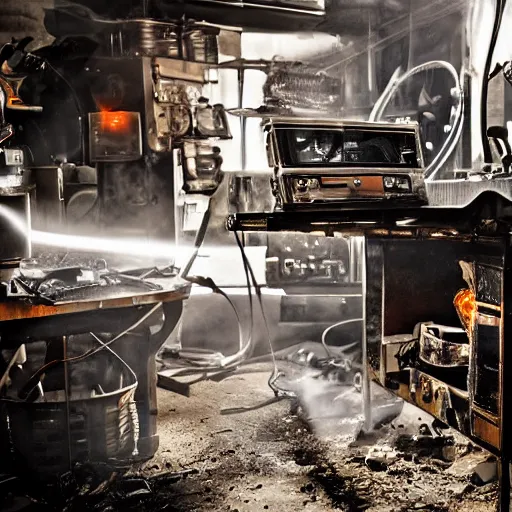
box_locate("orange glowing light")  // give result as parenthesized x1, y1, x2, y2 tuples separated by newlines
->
(454, 288, 476, 334)
(99, 111, 132, 133)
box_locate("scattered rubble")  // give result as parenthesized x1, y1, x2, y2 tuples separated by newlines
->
(0, 367, 500, 512)
(365, 445, 398, 471)
(471, 461, 498, 486)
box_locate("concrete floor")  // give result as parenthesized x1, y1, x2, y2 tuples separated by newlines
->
(0, 362, 497, 511)
(132, 363, 498, 512)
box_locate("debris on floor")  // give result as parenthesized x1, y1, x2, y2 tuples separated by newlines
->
(0, 364, 499, 512)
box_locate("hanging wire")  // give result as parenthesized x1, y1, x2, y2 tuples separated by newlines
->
(18, 303, 162, 400)
(233, 231, 294, 397)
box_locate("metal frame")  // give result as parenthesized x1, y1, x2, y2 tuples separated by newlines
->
(225, 194, 512, 511)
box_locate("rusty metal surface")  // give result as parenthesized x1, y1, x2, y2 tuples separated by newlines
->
(419, 325, 470, 368)
(225, 205, 479, 238)
(0, 277, 191, 322)
(473, 413, 501, 450)
(388, 368, 503, 455)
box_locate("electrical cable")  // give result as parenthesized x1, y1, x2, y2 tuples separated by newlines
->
(179, 275, 254, 368)
(234, 231, 289, 397)
(89, 333, 138, 386)
(159, 233, 278, 384)
(232, 239, 362, 398)
(321, 318, 364, 358)
(239, 234, 254, 353)
(179, 202, 212, 281)
(18, 302, 163, 400)
(234, 232, 270, 355)
(161, 189, 256, 370)
(220, 395, 289, 415)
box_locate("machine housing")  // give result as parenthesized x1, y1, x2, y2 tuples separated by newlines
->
(265, 117, 426, 209)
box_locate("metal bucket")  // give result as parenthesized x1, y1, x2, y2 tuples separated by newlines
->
(182, 23, 219, 64)
(0, 339, 139, 478)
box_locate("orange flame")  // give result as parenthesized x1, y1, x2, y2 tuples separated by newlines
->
(99, 111, 131, 134)
(454, 288, 476, 334)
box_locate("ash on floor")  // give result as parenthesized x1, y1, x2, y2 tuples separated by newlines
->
(135, 364, 497, 512)
(1, 364, 498, 512)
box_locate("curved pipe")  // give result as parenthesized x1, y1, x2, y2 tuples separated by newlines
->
(370, 60, 463, 180)
(321, 318, 364, 357)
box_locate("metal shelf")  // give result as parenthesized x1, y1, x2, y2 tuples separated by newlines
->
(50, 0, 381, 35)
(225, 194, 510, 238)
(153, 0, 326, 32)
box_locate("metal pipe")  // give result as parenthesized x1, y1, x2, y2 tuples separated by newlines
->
(361, 238, 372, 432)
(238, 68, 246, 171)
(349, 236, 364, 283)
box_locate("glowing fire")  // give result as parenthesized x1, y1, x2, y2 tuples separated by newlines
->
(454, 288, 476, 334)
(99, 111, 133, 134)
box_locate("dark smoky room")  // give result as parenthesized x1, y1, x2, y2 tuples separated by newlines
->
(4, 1, 512, 511)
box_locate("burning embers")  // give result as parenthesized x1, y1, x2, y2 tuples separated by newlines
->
(413, 288, 476, 369)
(396, 267, 477, 374)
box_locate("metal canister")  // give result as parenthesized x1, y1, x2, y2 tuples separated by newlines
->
(182, 22, 219, 64)
(123, 19, 181, 58)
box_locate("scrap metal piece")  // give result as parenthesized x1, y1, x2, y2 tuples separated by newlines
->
(263, 60, 340, 112)
(13, 256, 165, 304)
(459, 260, 476, 292)
(419, 324, 470, 367)
(0, 278, 189, 322)
(157, 371, 191, 397)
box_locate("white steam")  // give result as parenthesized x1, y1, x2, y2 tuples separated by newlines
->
(0, 203, 177, 260)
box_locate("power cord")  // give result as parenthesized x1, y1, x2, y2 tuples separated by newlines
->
(234, 231, 292, 398)
(17, 303, 163, 400)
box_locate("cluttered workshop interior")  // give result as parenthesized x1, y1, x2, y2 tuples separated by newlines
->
(3, 0, 512, 511)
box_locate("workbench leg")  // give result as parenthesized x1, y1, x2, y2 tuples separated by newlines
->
(498, 458, 511, 512)
(62, 336, 73, 472)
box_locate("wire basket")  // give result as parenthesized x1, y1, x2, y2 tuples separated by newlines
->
(0, 338, 139, 478)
